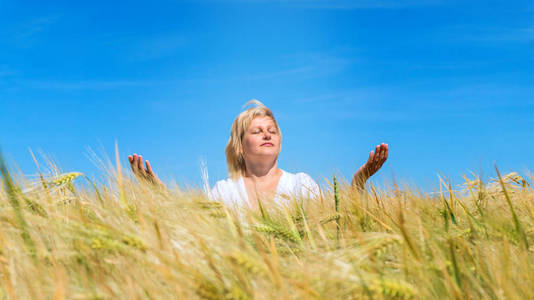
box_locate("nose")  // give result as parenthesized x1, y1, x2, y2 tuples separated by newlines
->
(263, 131, 271, 139)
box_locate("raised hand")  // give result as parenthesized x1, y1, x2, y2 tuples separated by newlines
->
(128, 153, 163, 187)
(352, 143, 389, 190)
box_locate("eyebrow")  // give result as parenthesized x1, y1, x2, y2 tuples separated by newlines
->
(251, 124, 276, 129)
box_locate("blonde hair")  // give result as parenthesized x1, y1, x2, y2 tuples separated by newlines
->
(225, 100, 282, 179)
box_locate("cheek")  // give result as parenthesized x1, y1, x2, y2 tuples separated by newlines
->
(243, 135, 259, 151)
(273, 136, 282, 150)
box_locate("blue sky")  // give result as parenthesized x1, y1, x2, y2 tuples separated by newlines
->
(1, 0, 533, 191)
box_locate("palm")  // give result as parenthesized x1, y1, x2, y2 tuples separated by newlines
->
(128, 153, 162, 186)
(354, 143, 388, 183)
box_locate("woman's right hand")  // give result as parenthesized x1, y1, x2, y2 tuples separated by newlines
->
(128, 153, 163, 187)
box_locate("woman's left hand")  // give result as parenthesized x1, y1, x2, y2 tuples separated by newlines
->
(352, 143, 389, 189)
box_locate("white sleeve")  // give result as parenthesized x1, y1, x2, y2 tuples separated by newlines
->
(208, 182, 223, 202)
(208, 181, 238, 208)
(297, 173, 321, 199)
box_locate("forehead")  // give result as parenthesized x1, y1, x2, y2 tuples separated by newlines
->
(248, 116, 276, 128)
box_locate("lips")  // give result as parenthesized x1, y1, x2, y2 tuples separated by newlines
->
(261, 143, 274, 146)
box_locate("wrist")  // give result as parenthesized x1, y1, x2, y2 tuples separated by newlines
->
(354, 169, 369, 181)
(352, 172, 368, 188)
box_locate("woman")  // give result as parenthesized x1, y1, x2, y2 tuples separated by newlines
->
(128, 100, 388, 208)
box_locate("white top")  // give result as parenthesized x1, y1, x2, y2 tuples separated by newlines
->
(208, 169, 320, 208)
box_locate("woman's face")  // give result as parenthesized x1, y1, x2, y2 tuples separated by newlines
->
(242, 116, 281, 161)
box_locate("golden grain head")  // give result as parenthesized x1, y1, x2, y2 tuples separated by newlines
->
(1, 160, 533, 299)
(50, 172, 84, 186)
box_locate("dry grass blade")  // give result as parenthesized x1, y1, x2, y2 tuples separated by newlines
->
(0, 152, 532, 299)
(495, 165, 529, 250)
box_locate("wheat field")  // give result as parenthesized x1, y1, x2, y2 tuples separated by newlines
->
(0, 151, 533, 300)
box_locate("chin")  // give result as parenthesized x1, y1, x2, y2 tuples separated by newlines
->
(257, 149, 279, 156)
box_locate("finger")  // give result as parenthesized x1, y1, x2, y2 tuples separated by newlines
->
(367, 150, 375, 165)
(145, 160, 154, 176)
(373, 145, 381, 163)
(379, 143, 387, 161)
(377, 144, 388, 169)
(375, 144, 382, 163)
(138, 155, 146, 175)
(128, 155, 136, 173)
(131, 154, 139, 172)
(373, 145, 384, 170)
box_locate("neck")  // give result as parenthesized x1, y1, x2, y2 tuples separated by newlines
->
(244, 157, 279, 181)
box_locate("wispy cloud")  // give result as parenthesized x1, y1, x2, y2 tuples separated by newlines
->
(19, 79, 160, 91)
(161, 52, 354, 85)
(198, 0, 443, 9)
(288, 82, 534, 122)
(250, 54, 351, 80)
(16, 15, 60, 40)
(249, 66, 316, 80)
(290, 0, 443, 10)
(286, 87, 411, 121)
(445, 83, 534, 103)
(12, 54, 347, 91)
(468, 27, 534, 43)
(441, 26, 534, 44)
(126, 33, 188, 61)
(292, 87, 385, 105)
(0, 65, 16, 77)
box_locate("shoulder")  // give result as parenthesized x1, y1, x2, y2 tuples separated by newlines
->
(295, 172, 320, 194)
(211, 177, 234, 190)
(209, 177, 244, 206)
(280, 170, 320, 198)
(210, 178, 237, 197)
(294, 172, 315, 183)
